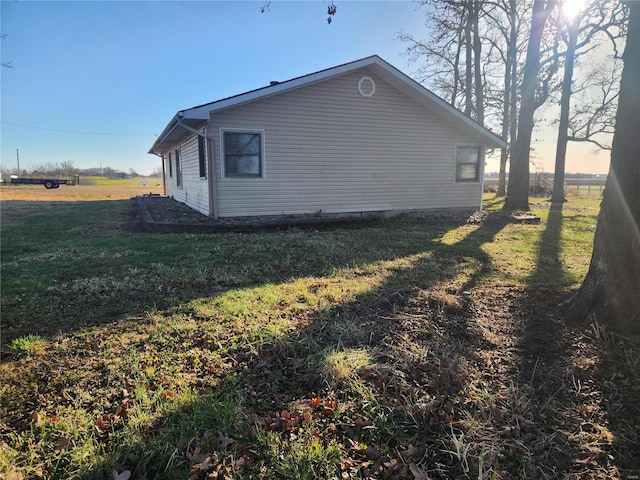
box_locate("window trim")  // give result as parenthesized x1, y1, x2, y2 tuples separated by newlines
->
(168, 152, 173, 178)
(220, 128, 266, 180)
(175, 148, 182, 187)
(198, 130, 207, 179)
(454, 145, 483, 183)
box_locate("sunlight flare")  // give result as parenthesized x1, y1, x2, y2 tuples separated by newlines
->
(561, 0, 586, 19)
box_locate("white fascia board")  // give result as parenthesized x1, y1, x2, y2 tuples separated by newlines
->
(166, 55, 505, 151)
(182, 56, 383, 119)
(148, 114, 179, 154)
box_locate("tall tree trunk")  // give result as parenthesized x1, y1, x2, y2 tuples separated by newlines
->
(472, 0, 484, 125)
(497, 0, 518, 198)
(551, 14, 579, 203)
(568, 2, 640, 333)
(464, 4, 474, 116)
(504, 0, 555, 211)
(452, 28, 464, 105)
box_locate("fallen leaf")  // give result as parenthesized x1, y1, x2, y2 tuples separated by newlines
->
(112, 470, 131, 480)
(303, 410, 312, 424)
(356, 417, 373, 427)
(114, 403, 128, 419)
(364, 445, 382, 460)
(218, 433, 236, 450)
(409, 462, 430, 480)
(32, 412, 43, 428)
(400, 444, 418, 460)
(55, 436, 71, 453)
(94, 417, 108, 432)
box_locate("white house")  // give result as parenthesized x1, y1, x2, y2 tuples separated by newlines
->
(148, 55, 505, 219)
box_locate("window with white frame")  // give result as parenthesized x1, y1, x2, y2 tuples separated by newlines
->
(455, 146, 482, 182)
(221, 130, 264, 178)
(168, 152, 173, 178)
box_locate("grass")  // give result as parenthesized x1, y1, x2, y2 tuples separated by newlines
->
(1, 191, 639, 479)
(7, 335, 48, 356)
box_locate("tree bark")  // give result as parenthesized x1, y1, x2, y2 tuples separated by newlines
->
(504, 0, 555, 211)
(464, 3, 474, 116)
(551, 14, 579, 203)
(497, 0, 518, 198)
(472, 0, 484, 125)
(568, 1, 640, 333)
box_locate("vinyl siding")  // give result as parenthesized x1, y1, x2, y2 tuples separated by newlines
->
(209, 69, 484, 218)
(164, 130, 210, 215)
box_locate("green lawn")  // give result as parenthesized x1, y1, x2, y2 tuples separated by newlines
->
(2, 194, 638, 479)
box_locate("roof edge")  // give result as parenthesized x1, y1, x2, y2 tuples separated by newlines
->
(149, 55, 506, 154)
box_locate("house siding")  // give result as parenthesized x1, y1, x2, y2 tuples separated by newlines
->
(164, 130, 210, 215)
(209, 70, 485, 218)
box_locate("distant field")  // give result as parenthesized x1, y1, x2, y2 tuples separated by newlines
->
(484, 177, 607, 196)
(0, 177, 163, 202)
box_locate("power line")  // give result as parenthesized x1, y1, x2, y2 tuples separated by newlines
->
(1, 121, 156, 136)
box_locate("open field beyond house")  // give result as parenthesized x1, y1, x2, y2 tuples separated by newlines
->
(1, 186, 639, 480)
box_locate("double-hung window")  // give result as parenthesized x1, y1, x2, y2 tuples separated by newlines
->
(455, 146, 482, 182)
(222, 130, 264, 178)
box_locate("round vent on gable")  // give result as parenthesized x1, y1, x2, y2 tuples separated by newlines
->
(357, 76, 376, 97)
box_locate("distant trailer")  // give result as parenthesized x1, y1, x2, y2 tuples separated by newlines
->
(8, 177, 70, 189)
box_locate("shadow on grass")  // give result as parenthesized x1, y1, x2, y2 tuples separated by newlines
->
(0, 199, 469, 345)
(70, 212, 515, 479)
(9, 198, 636, 479)
(517, 201, 640, 478)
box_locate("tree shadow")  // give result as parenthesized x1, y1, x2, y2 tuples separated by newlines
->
(16, 198, 636, 478)
(515, 201, 639, 477)
(65, 212, 513, 479)
(1, 198, 468, 347)
(519, 202, 571, 381)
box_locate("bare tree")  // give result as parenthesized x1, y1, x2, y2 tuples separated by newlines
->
(399, 0, 487, 124)
(566, 62, 621, 150)
(551, 0, 628, 203)
(504, 0, 557, 211)
(551, 10, 580, 203)
(482, 0, 529, 196)
(568, 0, 640, 333)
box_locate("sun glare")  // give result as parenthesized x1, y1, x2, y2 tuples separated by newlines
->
(561, 0, 586, 19)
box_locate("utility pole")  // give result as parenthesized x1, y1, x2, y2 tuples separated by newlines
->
(16, 149, 20, 174)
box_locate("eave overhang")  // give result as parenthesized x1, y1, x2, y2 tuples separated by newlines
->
(148, 113, 208, 155)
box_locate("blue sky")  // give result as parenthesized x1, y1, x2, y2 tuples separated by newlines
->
(1, 0, 427, 175)
(1, 0, 609, 176)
